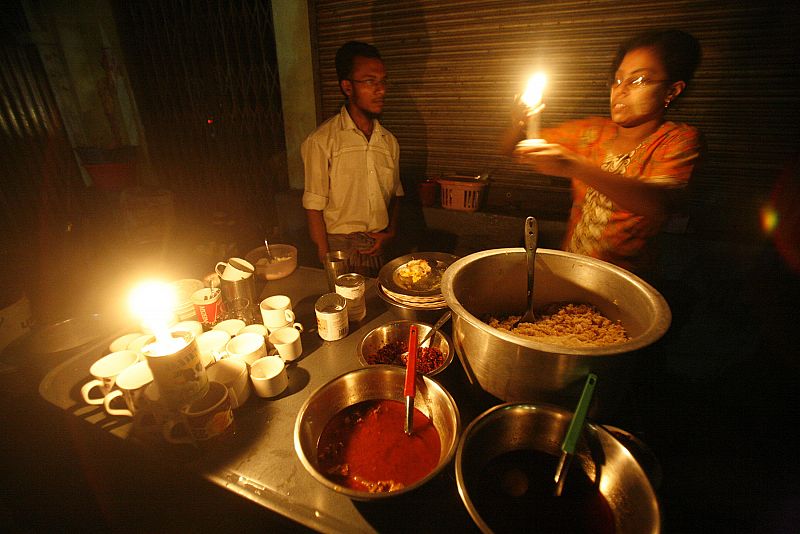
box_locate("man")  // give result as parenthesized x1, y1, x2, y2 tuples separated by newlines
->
(301, 41, 403, 277)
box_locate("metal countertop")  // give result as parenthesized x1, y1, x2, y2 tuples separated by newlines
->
(37, 266, 484, 533)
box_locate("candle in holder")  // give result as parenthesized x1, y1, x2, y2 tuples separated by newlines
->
(521, 72, 547, 140)
(130, 281, 209, 409)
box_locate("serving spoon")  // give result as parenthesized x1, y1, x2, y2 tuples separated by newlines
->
(554, 373, 597, 496)
(513, 216, 538, 327)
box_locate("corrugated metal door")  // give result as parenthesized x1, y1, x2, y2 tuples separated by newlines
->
(310, 0, 800, 238)
(1, 5, 86, 301)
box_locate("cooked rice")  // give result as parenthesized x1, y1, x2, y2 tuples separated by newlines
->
(487, 303, 629, 347)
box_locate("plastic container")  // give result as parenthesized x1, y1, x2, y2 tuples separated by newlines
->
(246, 244, 298, 280)
(437, 177, 486, 212)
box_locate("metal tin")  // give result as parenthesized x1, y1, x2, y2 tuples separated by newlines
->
(143, 331, 209, 409)
(314, 293, 349, 341)
(335, 273, 366, 322)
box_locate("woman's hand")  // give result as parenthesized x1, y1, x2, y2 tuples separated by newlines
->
(513, 140, 585, 178)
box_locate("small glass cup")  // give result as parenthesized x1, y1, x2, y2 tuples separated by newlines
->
(226, 297, 253, 324)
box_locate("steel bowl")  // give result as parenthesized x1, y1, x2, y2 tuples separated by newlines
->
(440, 248, 671, 415)
(356, 319, 454, 376)
(455, 403, 660, 533)
(294, 366, 460, 501)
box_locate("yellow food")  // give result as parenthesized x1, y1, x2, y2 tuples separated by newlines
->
(487, 303, 629, 347)
(397, 259, 431, 283)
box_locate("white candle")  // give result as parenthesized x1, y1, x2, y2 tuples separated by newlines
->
(521, 73, 547, 140)
(129, 280, 179, 350)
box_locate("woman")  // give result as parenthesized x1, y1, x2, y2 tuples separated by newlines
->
(505, 29, 703, 278)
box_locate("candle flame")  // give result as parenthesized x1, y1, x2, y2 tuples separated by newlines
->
(129, 280, 177, 346)
(521, 73, 547, 108)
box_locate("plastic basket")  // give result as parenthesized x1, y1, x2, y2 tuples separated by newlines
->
(438, 178, 487, 212)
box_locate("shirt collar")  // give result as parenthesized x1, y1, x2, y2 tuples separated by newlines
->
(339, 105, 382, 138)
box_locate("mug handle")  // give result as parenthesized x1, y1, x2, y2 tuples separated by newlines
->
(103, 389, 133, 417)
(284, 309, 296, 323)
(215, 262, 228, 277)
(162, 418, 194, 444)
(291, 322, 304, 333)
(81, 379, 106, 405)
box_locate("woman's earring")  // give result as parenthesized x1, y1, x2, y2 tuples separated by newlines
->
(664, 99, 671, 109)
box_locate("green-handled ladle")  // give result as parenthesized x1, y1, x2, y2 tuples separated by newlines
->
(554, 373, 598, 496)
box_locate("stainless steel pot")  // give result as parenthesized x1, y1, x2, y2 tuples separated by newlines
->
(440, 248, 670, 414)
(455, 403, 660, 533)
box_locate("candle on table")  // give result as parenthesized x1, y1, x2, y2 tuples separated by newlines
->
(521, 72, 547, 140)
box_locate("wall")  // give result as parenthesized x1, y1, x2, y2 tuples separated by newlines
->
(271, 1, 318, 190)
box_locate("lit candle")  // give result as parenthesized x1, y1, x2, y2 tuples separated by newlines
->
(129, 280, 184, 354)
(521, 73, 547, 140)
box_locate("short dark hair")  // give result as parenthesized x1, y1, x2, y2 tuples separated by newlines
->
(611, 29, 702, 85)
(335, 41, 382, 82)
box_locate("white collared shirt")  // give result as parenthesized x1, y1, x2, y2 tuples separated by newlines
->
(301, 106, 402, 234)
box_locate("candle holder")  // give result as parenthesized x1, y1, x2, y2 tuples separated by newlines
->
(143, 331, 209, 410)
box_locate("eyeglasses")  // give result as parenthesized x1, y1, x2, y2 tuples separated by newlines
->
(608, 75, 669, 91)
(349, 78, 389, 89)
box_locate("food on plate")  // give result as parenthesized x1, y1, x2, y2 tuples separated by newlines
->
(487, 303, 629, 347)
(316, 399, 441, 493)
(396, 259, 432, 284)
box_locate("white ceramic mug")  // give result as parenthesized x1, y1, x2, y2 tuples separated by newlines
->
(103, 361, 154, 417)
(81, 350, 142, 405)
(109, 332, 142, 353)
(226, 332, 267, 366)
(171, 320, 203, 339)
(163, 381, 234, 444)
(196, 329, 231, 367)
(206, 358, 251, 409)
(268, 326, 303, 362)
(249, 356, 288, 398)
(259, 295, 295, 327)
(213, 319, 246, 337)
(238, 323, 268, 338)
(215, 257, 255, 281)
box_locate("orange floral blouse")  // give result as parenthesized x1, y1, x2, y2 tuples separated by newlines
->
(542, 117, 702, 274)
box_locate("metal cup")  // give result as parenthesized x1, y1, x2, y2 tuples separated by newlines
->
(323, 250, 349, 291)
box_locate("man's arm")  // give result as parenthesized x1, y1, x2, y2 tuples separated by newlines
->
(305, 209, 329, 264)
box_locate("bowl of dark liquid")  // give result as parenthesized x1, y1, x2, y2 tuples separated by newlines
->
(455, 403, 660, 533)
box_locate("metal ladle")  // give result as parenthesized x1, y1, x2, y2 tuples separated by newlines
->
(264, 238, 273, 261)
(400, 311, 452, 361)
(513, 216, 538, 327)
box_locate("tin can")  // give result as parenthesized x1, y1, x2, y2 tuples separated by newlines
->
(335, 273, 366, 322)
(314, 293, 349, 341)
(143, 331, 209, 409)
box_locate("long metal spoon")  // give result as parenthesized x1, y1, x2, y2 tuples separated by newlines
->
(401, 311, 452, 362)
(264, 238, 273, 261)
(554, 373, 598, 496)
(514, 216, 538, 326)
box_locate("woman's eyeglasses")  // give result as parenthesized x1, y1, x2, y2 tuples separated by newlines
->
(608, 75, 669, 91)
(349, 78, 389, 89)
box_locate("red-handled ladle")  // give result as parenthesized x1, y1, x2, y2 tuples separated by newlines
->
(404, 324, 419, 435)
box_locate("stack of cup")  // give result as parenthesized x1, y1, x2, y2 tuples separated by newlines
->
(259, 295, 304, 334)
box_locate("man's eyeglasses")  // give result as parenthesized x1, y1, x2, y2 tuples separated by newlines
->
(608, 75, 669, 91)
(350, 78, 389, 89)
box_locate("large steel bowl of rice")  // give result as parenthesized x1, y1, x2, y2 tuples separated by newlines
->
(440, 248, 671, 415)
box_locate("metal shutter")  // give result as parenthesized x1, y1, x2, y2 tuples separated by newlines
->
(310, 0, 800, 239)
